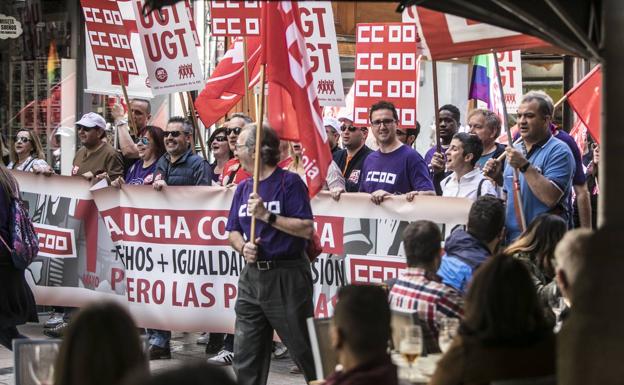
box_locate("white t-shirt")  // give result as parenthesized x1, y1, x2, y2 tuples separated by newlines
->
(441, 168, 498, 201)
(7, 156, 49, 172)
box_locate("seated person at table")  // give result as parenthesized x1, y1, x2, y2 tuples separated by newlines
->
(430, 254, 556, 385)
(325, 284, 397, 385)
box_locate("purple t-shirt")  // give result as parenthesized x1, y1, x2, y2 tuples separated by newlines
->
(359, 144, 434, 193)
(554, 130, 586, 186)
(226, 168, 313, 260)
(125, 159, 157, 185)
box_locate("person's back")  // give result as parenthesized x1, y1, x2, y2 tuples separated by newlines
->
(437, 196, 506, 294)
(325, 285, 397, 385)
(388, 221, 463, 338)
(430, 254, 555, 385)
(54, 302, 147, 385)
(121, 362, 236, 385)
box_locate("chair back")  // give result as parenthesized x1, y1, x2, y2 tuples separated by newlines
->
(307, 317, 339, 381)
(13, 338, 62, 385)
(491, 375, 557, 385)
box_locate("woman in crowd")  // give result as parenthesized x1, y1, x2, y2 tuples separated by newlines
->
(505, 213, 567, 308)
(8, 129, 52, 173)
(54, 302, 148, 385)
(430, 254, 555, 385)
(208, 127, 233, 184)
(0, 162, 38, 350)
(111, 125, 166, 186)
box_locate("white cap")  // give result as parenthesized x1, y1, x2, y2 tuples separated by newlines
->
(337, 112, 354, 124)
(323, 117, 341, 133)
(76, 112, 106, 130)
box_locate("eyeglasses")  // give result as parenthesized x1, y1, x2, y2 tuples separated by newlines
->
(164, 130, 185, 138)
(136, 137, 149, 145)
(77, 125, 95, 132)
(234, 143, 247, 150)
(226, 127, 241, 136)
(371, 118, 396, 127)
(14, 136, 31, 144)
(213, 136, 228, 143)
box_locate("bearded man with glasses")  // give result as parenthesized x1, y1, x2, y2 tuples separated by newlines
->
(332, 112, 373, 193)
(358, 101, 434, 205)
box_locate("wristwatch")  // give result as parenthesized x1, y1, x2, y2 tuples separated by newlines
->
(519, 161, 531, 173)
(267, 213, 277, 225)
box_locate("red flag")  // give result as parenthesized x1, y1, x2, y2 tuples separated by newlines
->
(569, 118, 588, 155)
(261, 1, 331, 197)
(194, 37, 262, 128)
(566, 65, 601, 144)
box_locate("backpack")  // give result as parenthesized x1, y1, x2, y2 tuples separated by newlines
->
(0, 185, 39, 270)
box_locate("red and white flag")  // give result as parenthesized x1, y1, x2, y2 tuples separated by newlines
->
(566, 65, 601, 144)
(194, 37, 262, 128)
(262, 1, 331, 197)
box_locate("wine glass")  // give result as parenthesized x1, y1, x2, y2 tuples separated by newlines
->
(27, 344, 59, 385)
(549, 296, 567, 332)
(438, 317, 460, 353)
(399, 325, 423, 368)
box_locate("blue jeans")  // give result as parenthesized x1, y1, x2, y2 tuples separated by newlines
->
(147, 329, 171, 348)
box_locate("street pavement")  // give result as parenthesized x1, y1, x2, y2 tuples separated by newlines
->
(0, 315, 306, 385)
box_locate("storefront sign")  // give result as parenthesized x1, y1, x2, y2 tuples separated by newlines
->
(15, 172, 470, 332)
(209, 1, 261, 36)
(299, 1, 345, 107)
(132, 0, 204, 95)
(0, 14, 23, 39)
(353, 23, 421, 127)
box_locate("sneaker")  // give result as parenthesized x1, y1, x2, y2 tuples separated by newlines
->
(148, 344, 172, 360)
(272, 342, 288, 359)
(289, 365, 302, 374)
(197, 332, 210, 345)
(208, 349, 234, 366)
(44, 313, 64, 329)
(43, 322, 68, 338)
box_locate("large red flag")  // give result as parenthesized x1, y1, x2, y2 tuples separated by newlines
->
(194, 37, 262, 128)
(261, 1, 331, 197)
(566, 65, 601, 144)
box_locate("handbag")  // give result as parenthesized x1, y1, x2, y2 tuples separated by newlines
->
(0, 185, 39, 270)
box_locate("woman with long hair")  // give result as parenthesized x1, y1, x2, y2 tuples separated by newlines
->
(505, 213, 568, 307)
(0, 162, 38, 350)
(54, 302, 148, 385)
(111, 125, 166, 186)
(8, 129, 52, 173)
(430, 254, 555, 385)
(207, 127, 233, 183)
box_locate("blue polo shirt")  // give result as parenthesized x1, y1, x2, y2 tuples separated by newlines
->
(504, 135, 575, 241)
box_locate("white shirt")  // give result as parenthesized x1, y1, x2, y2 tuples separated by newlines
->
(441, 168, 498, 201)
(7, 156, 49, 172)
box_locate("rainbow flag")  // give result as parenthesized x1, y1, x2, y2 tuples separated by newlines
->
(47, 39, 58, 84)
(469, 53, 506, 129)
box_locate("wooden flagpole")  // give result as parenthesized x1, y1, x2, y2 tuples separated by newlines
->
(249, 64, 266, 241)
(187, 91, 208, 160)
(493, 52, 526, 232)
(432, 60, 442, 153)
(117, 72, 138, 137)
(243, 37, 251, 116)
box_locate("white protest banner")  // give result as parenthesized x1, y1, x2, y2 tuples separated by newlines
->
(133, 0, 204, 95)
(81, 0, 153, 98)
(353, 23, 421, 127)
(299, 1, 345, 107)
(15, 172, 471, 331)
(209, 1, 261, 36)
(496, 50, 523, 114)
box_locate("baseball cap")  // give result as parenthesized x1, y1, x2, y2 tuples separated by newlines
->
(76, 112, 106, 130)
(323, 117, 341, 133)
(337, 112, 354, 124)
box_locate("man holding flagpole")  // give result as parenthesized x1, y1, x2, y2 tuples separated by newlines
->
(226, 124, 316, 385)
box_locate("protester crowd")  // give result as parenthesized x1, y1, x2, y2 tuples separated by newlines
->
(0, 88, 600, 385)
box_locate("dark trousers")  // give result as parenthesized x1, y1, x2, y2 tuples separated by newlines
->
(210, 333, 234, 351)
(233, 259, 315, 385)
(0, 326, 24, 350)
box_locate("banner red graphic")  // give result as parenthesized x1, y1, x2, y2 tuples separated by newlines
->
(209, 0, 261, 36)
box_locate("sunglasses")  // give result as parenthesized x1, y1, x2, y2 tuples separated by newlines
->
(77, 125, 95, 132)
(226, 127, 241, 136)
(212, 136, 228, 143)
(371, 118, 396, 127)
(340, 125, 359, 132)
(14, 136, 31, 144)
(165, 130, 185, 138)
(136, 137, 149, 145)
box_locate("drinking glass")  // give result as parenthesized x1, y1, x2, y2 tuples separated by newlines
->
(27, 344, 59, 385)
(399, 325, 423, 367)
(438, 318, 460, 353)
